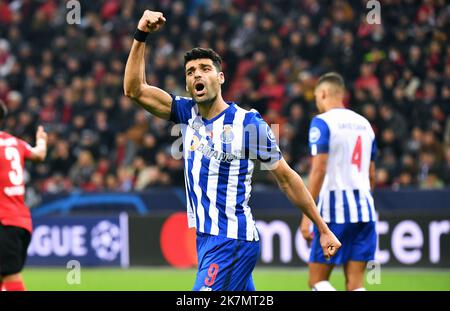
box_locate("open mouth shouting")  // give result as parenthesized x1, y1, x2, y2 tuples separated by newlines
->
(194, 81, 206, 97)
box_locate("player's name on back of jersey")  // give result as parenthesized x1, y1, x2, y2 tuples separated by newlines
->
(337, 122, 367, 131)
(0, 137, 19, 146)
(3, 185, 25, 196)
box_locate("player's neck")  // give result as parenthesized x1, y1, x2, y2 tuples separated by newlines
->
(324, 101, 344, 112)
(198, 97, 229, 120)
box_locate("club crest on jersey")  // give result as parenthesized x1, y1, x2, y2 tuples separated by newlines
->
(192, 118, 203, 131)
(220, 125, 234, 144)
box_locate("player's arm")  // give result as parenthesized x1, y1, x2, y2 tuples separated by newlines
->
(28, 126, 47, 162)
(300, 116, 330, 242)
(270, 158, 340, 259)
(369, 161, 376, 190)
(123, 10, 172, 120)
(369, 138, 377, 191)
(300, 153, 328, 242)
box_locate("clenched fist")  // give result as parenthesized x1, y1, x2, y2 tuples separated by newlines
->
(320, 230, 341, 261)
(138, 10, 166, 33)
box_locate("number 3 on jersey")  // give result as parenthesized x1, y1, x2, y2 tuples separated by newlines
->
(5, 146, 24, 185)
(351, 135, 362, 172)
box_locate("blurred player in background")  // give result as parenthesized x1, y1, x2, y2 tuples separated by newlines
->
(301, 73, 377, 291)
(124, 10, 341, 291)
(0, 100, 48, 291)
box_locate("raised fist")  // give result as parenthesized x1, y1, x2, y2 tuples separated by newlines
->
(138, 10, 166, 33)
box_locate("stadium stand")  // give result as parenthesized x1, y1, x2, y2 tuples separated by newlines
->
(0, 0, 448, 205)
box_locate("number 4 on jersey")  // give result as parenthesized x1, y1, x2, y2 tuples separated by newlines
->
(351, 135, 362, 171)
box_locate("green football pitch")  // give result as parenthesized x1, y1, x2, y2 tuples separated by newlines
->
(23, 267, 450, 291)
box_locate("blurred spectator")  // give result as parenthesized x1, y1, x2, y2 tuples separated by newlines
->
(355, 63, 380, 97)
(112, 132, 136, 168)
(0, 39, 15, 77)
(420, 169, 444, 190)
(69, 150, 96, 190)
(375, 168, 391, 189)
(42, 173, 72, 194)
(394, 170, 416, 190)
(49, 140, 75, 176)
(443, 146, 450, 185)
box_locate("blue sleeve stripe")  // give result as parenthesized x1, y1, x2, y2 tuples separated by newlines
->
(308, 117, 330, 147)
(309, 117, 330, 154)
(243, 111, 281, 163)
(370, 138, 377, 161)
(168, 94, 196, 124)
(169, 94, 179, 123)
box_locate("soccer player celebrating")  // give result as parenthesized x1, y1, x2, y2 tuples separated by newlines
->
(301, 73, 377, 291)
(124, 10, 340, 291)
(0, 100, 48, 291)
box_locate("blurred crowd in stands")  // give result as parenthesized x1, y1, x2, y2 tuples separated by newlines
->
(0, 0, 449, 205)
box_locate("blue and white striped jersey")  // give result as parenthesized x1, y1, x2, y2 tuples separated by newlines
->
(309, 108, 377, 224)
(170, 95, 282, 241)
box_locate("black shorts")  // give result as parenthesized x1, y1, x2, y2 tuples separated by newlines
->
(0, 224, 31, 276)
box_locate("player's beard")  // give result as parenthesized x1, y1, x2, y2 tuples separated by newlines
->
(191, 84, 218, 106)
(195, 94, 217, 106)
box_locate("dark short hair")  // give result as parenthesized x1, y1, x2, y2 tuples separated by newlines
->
(0, 100, 7, 123)
(316, 72, 345, 90)
(184, 48, 222, 72)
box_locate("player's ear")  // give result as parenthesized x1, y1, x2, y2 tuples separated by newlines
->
(218, 72, 225, 85)
(185, 84, 189, 92)
(320, 88, 327, 100)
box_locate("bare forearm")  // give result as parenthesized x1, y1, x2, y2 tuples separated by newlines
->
(302, 156, 326, 222)
(124, 40, 146, 97)
(369, 161, 376, 190)
(122, 10, 171, 118)
(31, 148, 46, 161)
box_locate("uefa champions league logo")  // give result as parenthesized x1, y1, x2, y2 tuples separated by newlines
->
(91, 221, 121, 261)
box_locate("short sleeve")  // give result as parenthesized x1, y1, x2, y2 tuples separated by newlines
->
(18, 138, 33, 160)
(244, 111, 282, 166)
(169, 94, 196, 124)
(370, 138, 377, 161)
(309, 117, 330, 156)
